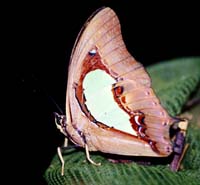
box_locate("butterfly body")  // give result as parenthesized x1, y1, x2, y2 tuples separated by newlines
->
(55, 7, 188, 175)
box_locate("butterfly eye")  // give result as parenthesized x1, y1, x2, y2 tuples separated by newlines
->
(88, 49, 97, 56)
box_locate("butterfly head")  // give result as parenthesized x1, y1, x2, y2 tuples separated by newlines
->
(54, 112, 67, 136)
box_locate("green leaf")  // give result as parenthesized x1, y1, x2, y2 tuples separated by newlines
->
(44, 57, 200, 185)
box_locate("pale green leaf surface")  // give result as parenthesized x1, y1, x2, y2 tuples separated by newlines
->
(44, 57, 200, 185)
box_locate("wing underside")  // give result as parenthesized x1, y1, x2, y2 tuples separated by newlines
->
(66, 7, 176, 156)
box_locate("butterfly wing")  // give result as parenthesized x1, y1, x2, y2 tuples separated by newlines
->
(65, 7, 176, 157)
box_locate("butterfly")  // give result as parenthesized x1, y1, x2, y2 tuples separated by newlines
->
(54, 7, 188, 176)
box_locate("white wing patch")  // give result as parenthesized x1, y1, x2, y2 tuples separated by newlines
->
(83, 69, 137, 136)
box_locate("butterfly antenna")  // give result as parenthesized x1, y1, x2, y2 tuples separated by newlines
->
(46, 92, 64, 115)
(31, 73, 64, 115)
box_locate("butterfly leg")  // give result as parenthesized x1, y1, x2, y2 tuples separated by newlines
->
(170, 119, 189, 171)
(85, 143, 101, 166)
(77, 130, 101, 166)
(57, 138, 68, 176)
(57, 146, 65, 176)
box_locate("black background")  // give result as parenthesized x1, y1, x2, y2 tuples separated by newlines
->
(11, 1, 199, 184)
